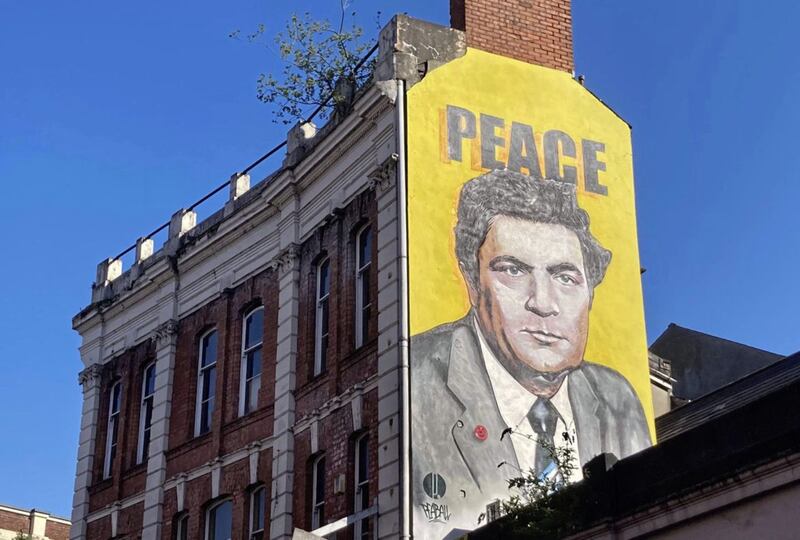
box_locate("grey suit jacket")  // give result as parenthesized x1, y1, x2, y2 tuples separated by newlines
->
(410, 316, 652, 539)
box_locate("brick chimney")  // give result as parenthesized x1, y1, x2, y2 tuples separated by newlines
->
(450, 0, 574, 73)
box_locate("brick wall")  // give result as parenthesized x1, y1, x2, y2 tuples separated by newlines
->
(0, 508, 29, 536)
(45, 520, 71, 540)
(293, 389, 379, 533)
(160, 448, 273, 540)
(295, 188, 379, 418)
(84, 503, 142, 540)
(89, 339, 154, 511)
(290, 187, 380, 533)
(84, 186, 379, 538)
(450, 0, 574, 72)
(166, 267, 278, 477)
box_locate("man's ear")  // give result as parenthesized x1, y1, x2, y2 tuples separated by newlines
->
(459, 262, 480, 307)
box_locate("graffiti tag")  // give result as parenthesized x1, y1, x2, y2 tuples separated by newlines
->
(420, 502, 452, 523)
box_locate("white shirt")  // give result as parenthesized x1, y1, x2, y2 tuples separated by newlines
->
(474, 318, 582, 483)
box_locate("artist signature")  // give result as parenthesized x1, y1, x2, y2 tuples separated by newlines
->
(420, 502, 452, 523)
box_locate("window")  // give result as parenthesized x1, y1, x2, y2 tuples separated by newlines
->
(195, 329, 218, 436)
(205, 500, 232, 540)
(175, 513, 188, 540)
(354, 434, 370, 539)
(311, 455, 326, 530)
(355, 226, 372, 348)
(239, 307, 264, 416)
(249, 486, 266, 540)
(103, 382, 121, 479)
(314, 259, 330, 376)
(137, 362, 156, 464)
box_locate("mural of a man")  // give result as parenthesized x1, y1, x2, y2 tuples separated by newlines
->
(411, 170, 651, 538)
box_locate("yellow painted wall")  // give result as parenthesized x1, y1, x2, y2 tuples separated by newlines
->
(406, 48, 654, 436)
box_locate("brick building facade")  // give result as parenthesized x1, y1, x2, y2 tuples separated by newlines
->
(70, 2, 576, 539)
(0, 504, 69, 540)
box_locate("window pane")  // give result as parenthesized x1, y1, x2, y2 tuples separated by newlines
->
(359, 227, 372, 268)
(177, 515, 188, 540)
(318, 260, 330, 297)
(247, 349, 262, 378)
(111, 383, 121, 414)
(358, 436, 369, 481)
(144, 364, 156, 397)
(203, 366, 216, 401)
(209, 500, 232, 540)
(315, 457, 326, 500)
(320, 300, 329, 338)
(202, 331, 218, 367)
(245, 309, 264, 349)
(246, 375, 260, 413)
(320, 335, 328, 374)
(108, 417, 118, 469)
(251, 488, 265, 533)
(142, 397, 154, 460)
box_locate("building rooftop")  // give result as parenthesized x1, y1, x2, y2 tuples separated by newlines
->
(649, 323, 783, 400)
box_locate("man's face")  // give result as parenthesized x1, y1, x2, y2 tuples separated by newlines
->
(466, 216, 592, 382)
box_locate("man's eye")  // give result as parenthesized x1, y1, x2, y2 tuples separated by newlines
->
(555, 274, 577, 285)
(503, 265, 523, 277)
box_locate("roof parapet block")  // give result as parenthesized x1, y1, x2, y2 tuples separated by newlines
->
(91, 257, 122, 303)
(229, 173, 250, 202)
(375, 14, 466, 89)
(283, 122, 318, 168)
(95, 257, 122, 287)
(135, 237, 154, 264)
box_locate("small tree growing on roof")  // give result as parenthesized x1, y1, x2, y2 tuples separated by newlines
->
(232, 1, 378, 124)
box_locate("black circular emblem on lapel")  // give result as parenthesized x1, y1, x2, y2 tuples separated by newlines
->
(423, 472, 447, 499)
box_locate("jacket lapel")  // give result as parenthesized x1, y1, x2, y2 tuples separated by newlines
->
(446, 321, 518, 493)
(568, 366, 602, 467)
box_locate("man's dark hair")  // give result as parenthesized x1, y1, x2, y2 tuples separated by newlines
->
(454, 170, 611, 292)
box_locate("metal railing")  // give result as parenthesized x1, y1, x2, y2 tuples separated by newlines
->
(110, 42, 379, 265)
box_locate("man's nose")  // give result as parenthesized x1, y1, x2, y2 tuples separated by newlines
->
(525, 273, 559, 317)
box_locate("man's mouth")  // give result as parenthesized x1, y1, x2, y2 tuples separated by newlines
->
(521, 329, 566, 345)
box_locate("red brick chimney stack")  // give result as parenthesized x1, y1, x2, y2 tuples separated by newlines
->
(450, 0, 574, 73)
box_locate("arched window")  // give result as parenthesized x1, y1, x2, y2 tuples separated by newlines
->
(195, 329, 218, 436)
(314, 259, 330, 376)
(239, 307, 264, 416)
(137, 362, 157, 463)
(355, 225, 372, 348)
(249, 486, 266, 540)
(205, 499, 232, 540)
(354, 433, 370, 539)
(103, 381, 122, 479)
(311, 454, 326, 530)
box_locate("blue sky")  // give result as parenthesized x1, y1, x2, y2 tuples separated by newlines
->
(2, 0, 799, 518)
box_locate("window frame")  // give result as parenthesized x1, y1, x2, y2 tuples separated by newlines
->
(314, 258, 331, 377)
(311, 454, 326, 530)
(239, 306, 264, 417)
(354, 433, 370, 539)
(195, 328, 218, 437)
(174, 513, 189, 540)
(249, 485, 266, 540)
(103, 381, 122, 479)
(137, 362, 157, 464)
(355, 225, 372, 349)
(204, 499, 232, 540)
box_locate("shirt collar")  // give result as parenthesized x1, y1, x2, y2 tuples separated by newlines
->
(472, 315, 570, 429)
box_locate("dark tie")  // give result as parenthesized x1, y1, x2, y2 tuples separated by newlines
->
(528, 398, 559, 478)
